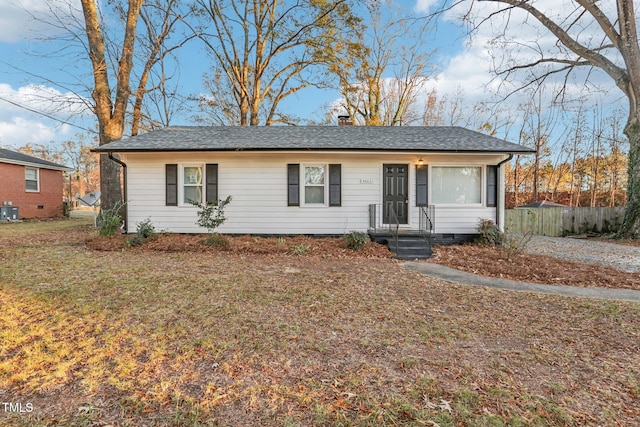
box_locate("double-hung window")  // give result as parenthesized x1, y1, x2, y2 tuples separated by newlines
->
(287, 163, 341, 207)
(182, 165, 203, 205)
(431, 166, 482, 205)
(167, 164, 220, 206)
(25, 167, 39, 192)
(304, 165, 326, 205)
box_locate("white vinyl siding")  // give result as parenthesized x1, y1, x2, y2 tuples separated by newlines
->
(123, 152, 506, 234)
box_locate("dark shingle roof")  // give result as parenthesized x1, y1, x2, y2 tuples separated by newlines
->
(0, 148, 71, 170)
(94, 126, 535, 154)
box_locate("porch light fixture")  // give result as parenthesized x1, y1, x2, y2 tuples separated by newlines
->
(418, 158, 424, 166)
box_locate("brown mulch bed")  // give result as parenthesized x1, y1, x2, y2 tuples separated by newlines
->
(85, 232, 640, 291)
(85, 233, 395, 259)
(430, 243, 640, 291)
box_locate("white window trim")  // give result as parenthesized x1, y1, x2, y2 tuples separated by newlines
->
(178, 164, 204, 206)
(301, 163, 328, 207)
(25, 167, 40, 192)
(429, 164, 484, 207)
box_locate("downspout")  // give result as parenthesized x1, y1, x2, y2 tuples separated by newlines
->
(107, 152, 128, 233)
(495, 154, 513, 230)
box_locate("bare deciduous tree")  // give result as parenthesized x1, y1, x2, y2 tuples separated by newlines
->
(189, 0, 354, 126)
(20, 1, 192, 210)
(454, 0, 640, 237)
(80, 0, 142, 210)
(129, 0, 196, 135)
(331, 3, 433, 126)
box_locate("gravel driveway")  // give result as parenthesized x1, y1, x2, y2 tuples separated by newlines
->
(523, 235, 640, 273)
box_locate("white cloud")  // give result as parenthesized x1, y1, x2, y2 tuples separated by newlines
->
(0, 116, 61, 147)
(415, 0, 624, 121)
(0, 0, 81, 43)
(0, 83, 91, 147)
(0, 83, 90, 118)
(413, 0, 440, 14)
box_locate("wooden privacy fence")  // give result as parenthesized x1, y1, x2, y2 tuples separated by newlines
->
(505, 207, 626, 237)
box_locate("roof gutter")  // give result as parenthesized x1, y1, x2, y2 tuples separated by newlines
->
(107, 152, 128, 233)
(495, 154, 514, 230)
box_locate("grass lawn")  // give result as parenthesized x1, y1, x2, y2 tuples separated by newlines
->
(0, 219, 639, 426)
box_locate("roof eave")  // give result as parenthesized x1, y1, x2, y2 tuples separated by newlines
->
(0, 158, 73, 171)
(93, 146, 535, 154)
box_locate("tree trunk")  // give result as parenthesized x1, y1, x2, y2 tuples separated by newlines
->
(81, 0, 142, 211)
(620, 119, 640, 237)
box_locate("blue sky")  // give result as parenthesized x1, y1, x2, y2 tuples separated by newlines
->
(0, 0, 627, 150)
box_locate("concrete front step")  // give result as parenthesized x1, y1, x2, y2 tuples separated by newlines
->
(386, 237, 433, 260)
(368, 230, 434, 260)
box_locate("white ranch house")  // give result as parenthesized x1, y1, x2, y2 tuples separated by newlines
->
(95, 126, 533, 256)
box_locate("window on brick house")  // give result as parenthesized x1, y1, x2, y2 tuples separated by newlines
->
(25, 167, 39, 192)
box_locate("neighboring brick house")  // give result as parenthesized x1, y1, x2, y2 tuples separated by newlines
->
(0, 148, 72, 219)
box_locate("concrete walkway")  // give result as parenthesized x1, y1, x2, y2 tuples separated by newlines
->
(404, 262, 640, 303)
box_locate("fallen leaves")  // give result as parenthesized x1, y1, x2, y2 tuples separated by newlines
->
(1, 220, 640, 426)
(429, 243, 640, 290)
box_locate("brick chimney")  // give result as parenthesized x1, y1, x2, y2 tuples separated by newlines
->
(338, 115, 353, 126)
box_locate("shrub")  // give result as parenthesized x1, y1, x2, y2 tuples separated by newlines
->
(343, 231, 370, 250)
(191, 196, 232, 246)
(96, 202, 124, 237)
(127, 235, 146, 247)
(502, 231, 533, 259)
(191, 196, 232, 234)
(127, 218, 156, 247)
(291, 244, 311, 255)
(203, 233, 229, 249)
(476, 219, 503, 246)
(477, 218, 532, 259)
(135, 218, 156, 239)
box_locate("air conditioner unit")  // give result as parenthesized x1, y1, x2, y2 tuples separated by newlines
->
(0, 206, 19, 221)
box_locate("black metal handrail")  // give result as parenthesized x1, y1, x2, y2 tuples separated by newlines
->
(386, 202, 400, 250)
(369, 202, 400, 248)
(368, 203, 377, 230)
(419, 205, 435, 246)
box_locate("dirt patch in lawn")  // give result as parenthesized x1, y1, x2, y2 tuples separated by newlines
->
(429, 243, 640, 291)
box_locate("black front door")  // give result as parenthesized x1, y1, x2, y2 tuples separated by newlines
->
(383, 164, 408, 224)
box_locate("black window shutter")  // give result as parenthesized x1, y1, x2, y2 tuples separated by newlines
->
(287, 164, 300, 206)
(487, 165, 498, 207)
(416, 164, 428, 206)
(206, 164, 219, 204)
(329, 164, 341, 207)
(166, 164, 178, 206)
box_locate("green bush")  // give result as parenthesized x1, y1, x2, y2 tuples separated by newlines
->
(476, 219, 503, 246)
(127, 218, 157, 247)
(477, 218, 532, 259)
(343, 231, 370, 250)
(203, 233, 229, 249)
(96, 202, 124, 237)
(135, 218, 156, 239)
(291, 244, 311, 255)
(191, 196, 232, 234)
(127, 235, 146, 247)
